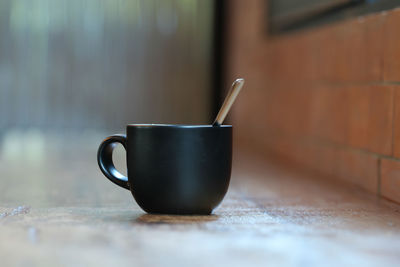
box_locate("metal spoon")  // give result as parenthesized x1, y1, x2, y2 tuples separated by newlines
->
(213, 78, 245, 126)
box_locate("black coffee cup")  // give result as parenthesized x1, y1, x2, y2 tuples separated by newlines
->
(97, 124, 232, 215)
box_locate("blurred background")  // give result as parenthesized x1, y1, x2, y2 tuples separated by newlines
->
(0, 0, 224, 205)
(0, 0, 217, 131)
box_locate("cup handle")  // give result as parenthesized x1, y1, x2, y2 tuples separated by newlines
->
(97, 134, 130, 190)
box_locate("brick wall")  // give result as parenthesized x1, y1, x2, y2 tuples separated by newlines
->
(226, 0, 400, 203)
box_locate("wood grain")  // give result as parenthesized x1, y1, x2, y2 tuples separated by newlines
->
(1, 137, 400, 266)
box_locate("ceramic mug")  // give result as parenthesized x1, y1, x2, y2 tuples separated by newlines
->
(97, 124, 232, 215)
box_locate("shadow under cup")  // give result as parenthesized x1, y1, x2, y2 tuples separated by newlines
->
(97, 124, 232, 215)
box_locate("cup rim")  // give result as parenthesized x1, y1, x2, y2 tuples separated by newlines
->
(127, 124, 232, 128)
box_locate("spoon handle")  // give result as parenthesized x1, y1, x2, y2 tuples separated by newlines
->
(213, 78, 245, 126)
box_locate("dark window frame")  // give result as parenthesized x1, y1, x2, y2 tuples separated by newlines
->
(268, 0, 400, 35)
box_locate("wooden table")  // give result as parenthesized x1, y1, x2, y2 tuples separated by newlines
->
(1, 136, 400, 266)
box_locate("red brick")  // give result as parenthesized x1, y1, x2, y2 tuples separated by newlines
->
(257, 131, 378, 193)
(226, 0, 395, 195)
(262, 83, 317, 137)
(364, 14, 385, 81)
(380, 158, 400, 203)
(346, 86, 369, 149)
(255, 84, 393, 155)
(309, 85, 393, 155)
(310, 86, 349, 144)
(333, 148, 378, 193)
(384, 8, 400, 81)
(347, 85, 393, 155)
(292, 140, 378, 193)
(313, 14, 384, 82)
(330, 21, 364, 82)
(263, 30, 322, 83)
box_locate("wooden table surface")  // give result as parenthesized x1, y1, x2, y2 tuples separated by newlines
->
(1, 135, 400, 267)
